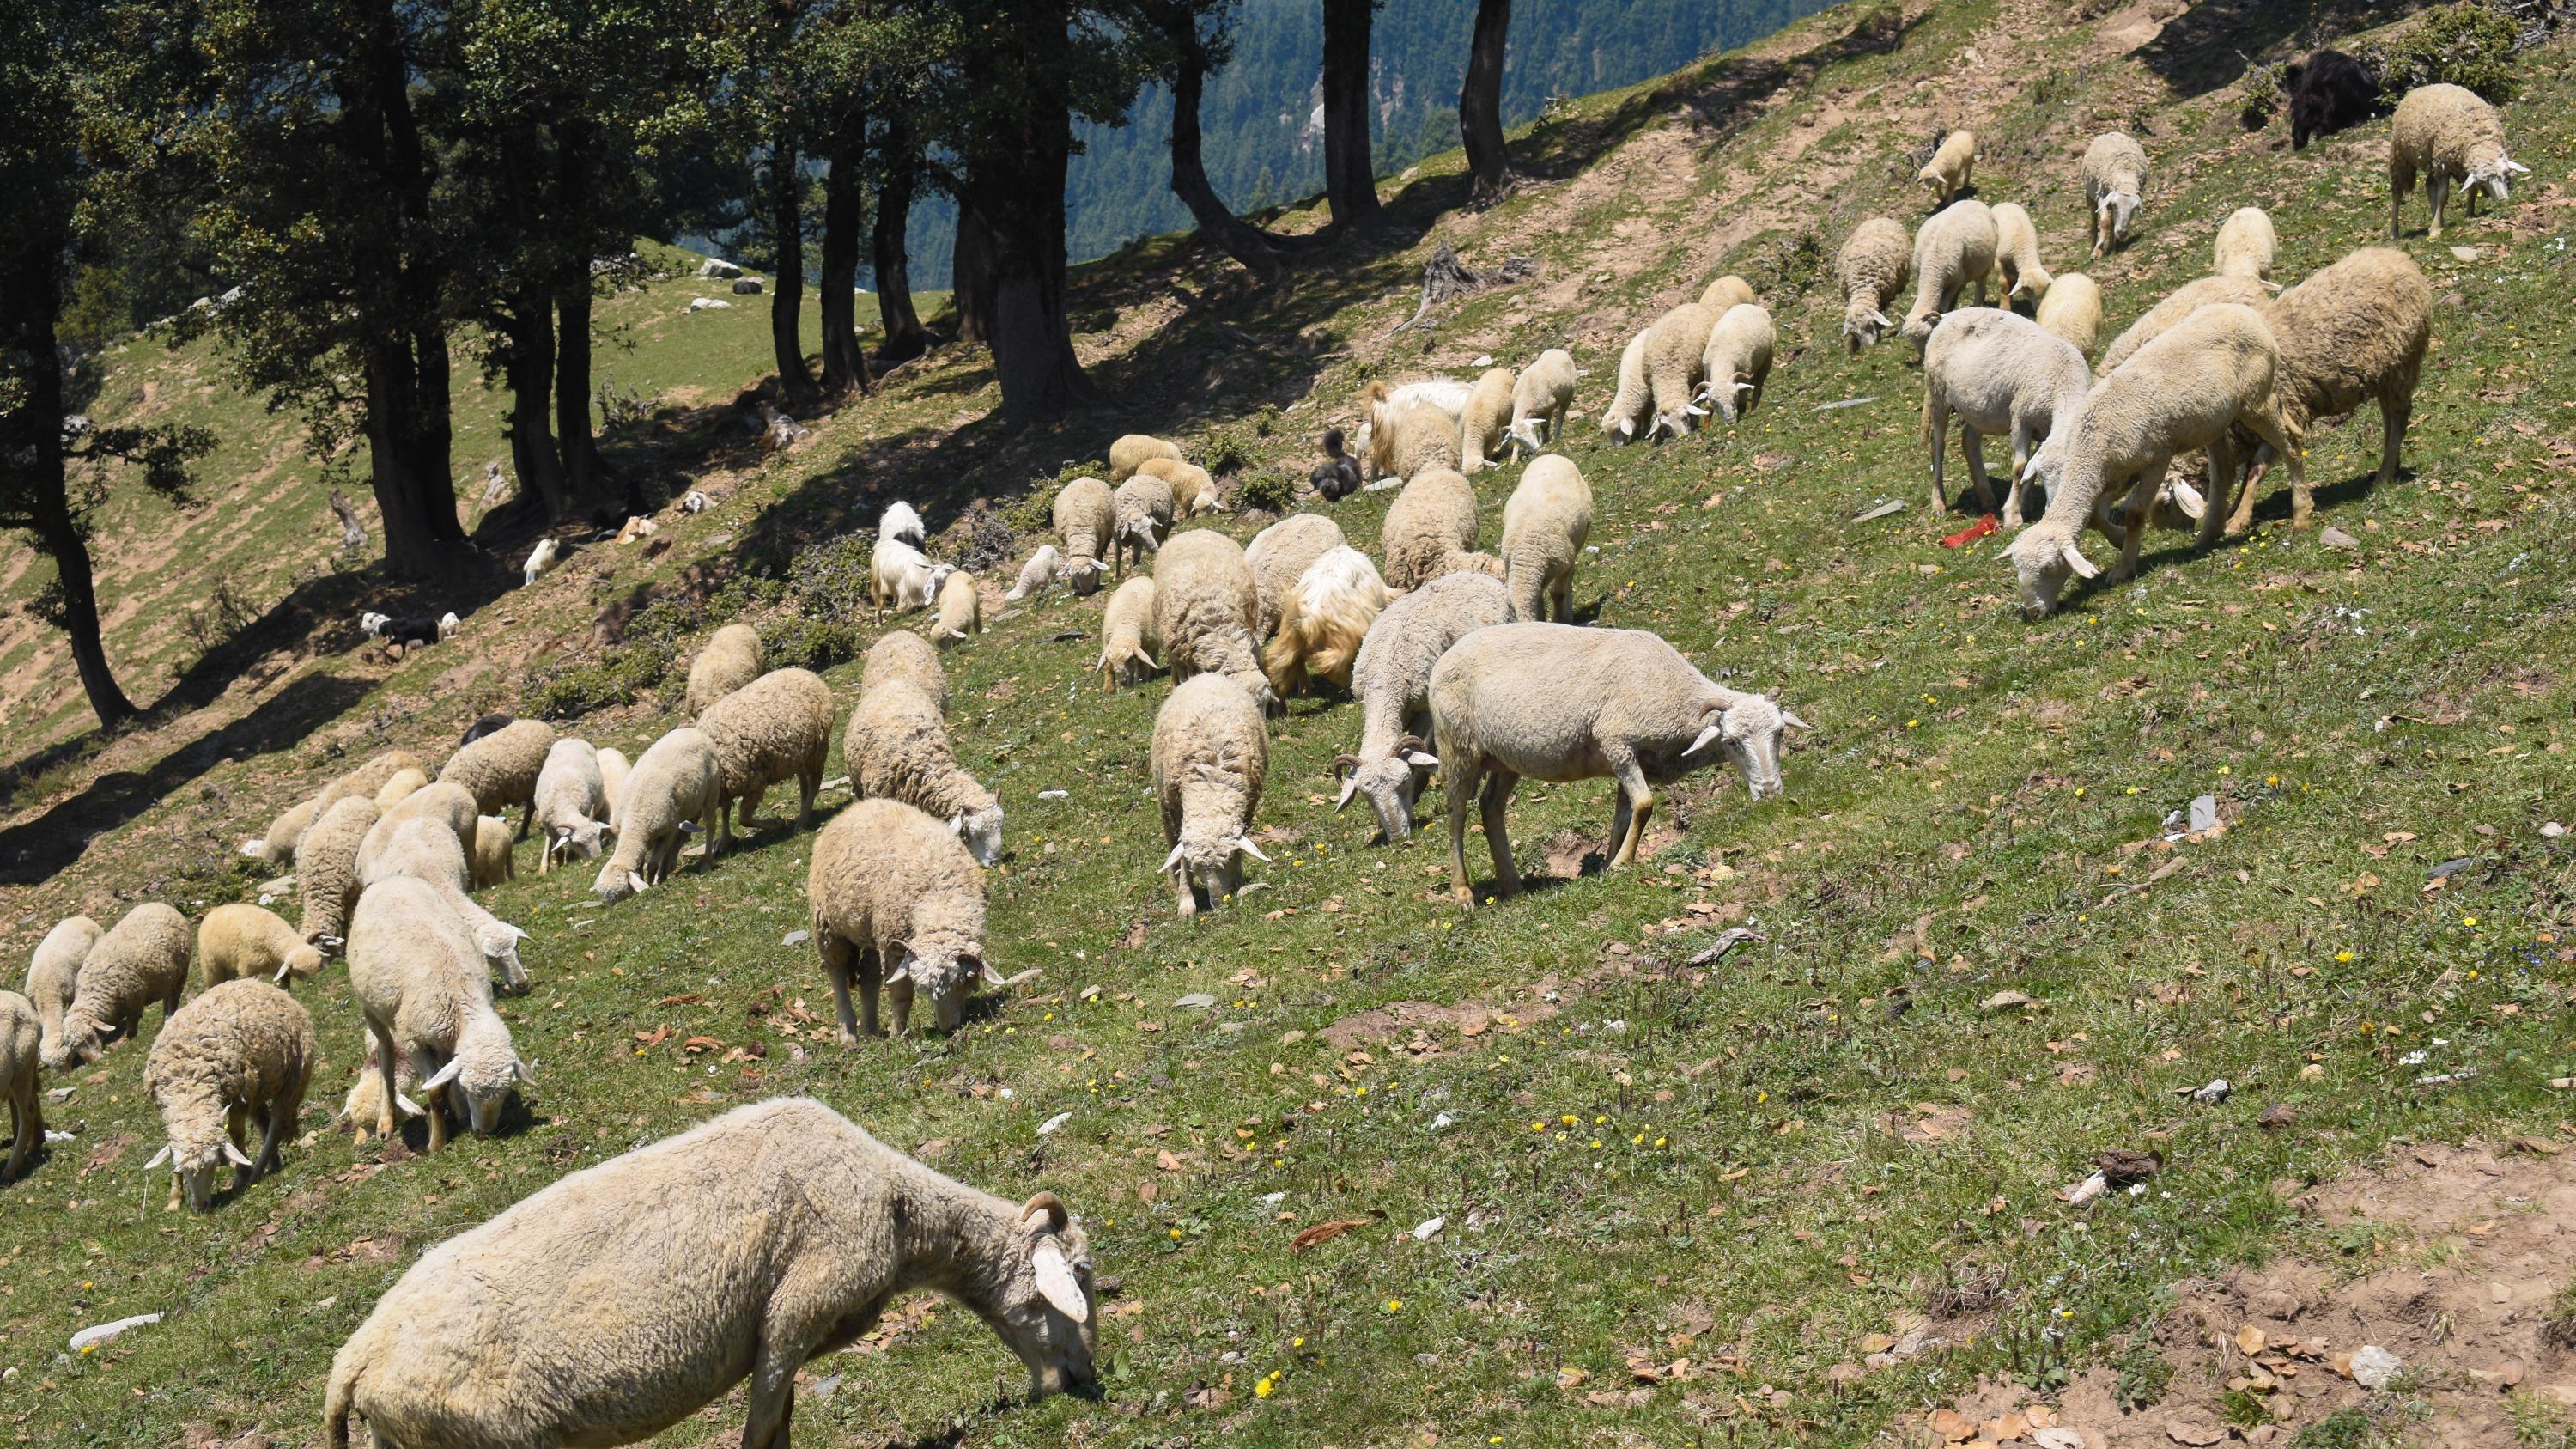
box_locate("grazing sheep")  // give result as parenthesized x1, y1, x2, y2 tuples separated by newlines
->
(592, 728, 720, 902)
(344, 877, 532, 1148)
(2005, 302, 2302, 613)
(0, 992, 39, 1182)
(48, 903, 191, 1069)
(1151, 674, 1269, 924)
(241, 796, 320, 866)
(25, 916, 100, 1068)
(878, 499, 927, 551)
(2082, 132, 2149, 258)
(1598, 329, 1653, 442)
(1698, 275, 1758, 312)
(2099, 274, 2270, 372)
(2225, 246, 2432, 533)
(2035, 272, 2105, 358)
(1428, 624, 1807, 904)
(1361, 378, 1474, 449)
(1902, 199, 1999, 344)
(197, 904, 325, 989)
(1005, 543, 1065, 603)
(532, 738, 608, 873)
(1051, 476, 1117, 595)
(1458, 367, 1517, 474)
(320, 1099, 1096, 1449)
(1109, 433, 1183, 483)
(295, 796, 380, 956)
(471, 817, 514, 888)
(1918, 130, 1977, 206)
(2389, 82, 2527, 240)
(2213, 207, 2277, 282)
(1111, 472, 1176, 575)
(1921, 307, 2093, 520)
(1380, 467, 1501, 589)
(1138, 456, 1224, 517)
(1364, 401, 1464, 484)
(521, 535, 561, 587)
(1151, 530, 1275, 709)
(141, 979, 313, 1212)
(1643, 301, 1720, 439)
(372, 766, 428, 810)
(870, 537, 955, 617)
(1245, 513, 1346, 636)
(808, 799, 996, 1039)
(696, 667, 835, 855)
(933, 569, 983, 648)
(685, 624, 767, 714)
(1499, 454, 1594, 623)
(864, 630, 949, 716)
(1991, 202, 2054, 305)
(1335, 571, 1509, 842)
(1097, 576, 1163, 691)
(1309, 429, 1364, 499)
(321, 749, 428, 815)
(1695, 303, 1776, 423)
(1837, 217, 1913, 352)
(1506, 349, 1577, 454)
(2287, 48, 2382, 150)
(436, 718, 556, 841)
(360, 779, 477, 879)
(844, 680, 1005, 868)
(359, 810, 532, 996)
(595, 747, 630, 819)
(1263, 546, 1389, 697)
(368, 612, 459, 655)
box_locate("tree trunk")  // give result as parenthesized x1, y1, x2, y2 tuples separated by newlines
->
(951, 209, 994, 347)
(1322, 0, 1383, 229)
(501, 293, 568, 518)
(817, 107, 873, 399)
(872, 121, 927, 362)
(1164, 10, 1287, 278)
(552, 115, 617, 515)
(768, 123, 816, 405)
(1460, 0, 1512, 202)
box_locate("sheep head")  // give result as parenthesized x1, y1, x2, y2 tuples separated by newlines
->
(2099, 192, 2142, 246)
(592, 858, 641, 904)
(277, 941, 327, 984)
(1337, 738, 1438, 843)
(2002, 522, 2099, 617)
(952, 803, 1006, 868)
(1163, 829, 1267, 922)
(2467, 155, 2530, 205)
(1843, 303, 1895, 352)
(1506, 417, 1547, 454)
(1684, 696, 1806, 802)
(888, 933, 994, 1032)
(476, 922, 532, 995)
(143, 1135, 255, 1213)
(41, 1016, 101, 1073)
(422, 1032, 533, 1136)
(987, 1191, 1098, 1398)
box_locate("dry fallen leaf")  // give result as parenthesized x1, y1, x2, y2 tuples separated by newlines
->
(2237, 1325, 2268, 1357)
(2167, 1422, 2227, 1446)
(1289, 1218, 1373, 1253)
(1930, 1408, 1976, 1442)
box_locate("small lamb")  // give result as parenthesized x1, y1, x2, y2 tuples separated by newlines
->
(1505, 349, 1577, 454)
(141, 978, 313, 1212)
(1151, 530, 1276, 711)
(345, 876, 533, 1148)
(696, 667, 835, 855)
(521, 535, 562, 588)
(1902, 199, 1998, 345)
(1111, 472, 1176, 575)
(592, 727, 720, 902)
(870, 537, 955, 618)
(1005, 543, 1066, 604)
(1457, 366, 1517, 474)
(1152, 673, 1270, 924)
(2034, 272, 2105, 358)
(241, 795, 320, 867)
(1336, 571, 1509, 842)
(1097, 576, 1163, 691)
(470, 816, 514, 887)
(1499, 454, 1592, 623)
(1262, 546, 1388, 697)
(684, 623, 767, 714)
(1051, 476, 1117, 596)
(24, 916, 101, 1068)
(1695, 303, 1776, 423)
(1921, 307, 2093, 521)
(844, 679, 1005, 867)
(47, 903, 191, 1069)
(808, 797, 997, 1038)
(2082, 131, 2149, 257)
(1245, 513, 1345, 636)
(865, 630, 949, 715)
(436, 717, 557, 840)
(1, 991, 41, 1182)
(933, 569, 983, 648)
(2212, 207, 2277, 283)
(1428, 624, 1806, 904)
(1598, 330, 1653, 442)
(532, 737, 609, 872)
(322, 1099, 1094, 1448)
(1837, 217, 1913, 351)
(2388, 82, 2526, 240)
(1990, 202, 2054, 305)
(197, 904, 325, 989)
(1109, 433, 1183, 483)
(1918, 130, 1977, 207)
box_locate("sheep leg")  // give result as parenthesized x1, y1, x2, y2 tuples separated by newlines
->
(2377, 394, 2409, 489)
(368, 1023, 403, 1141)
(2111, 458, 2166, 582)
(1959, 426, 1996, 514)
(2427, 175, 2447, 240)
(1479, 770, 1522, 899)
(796, 768, 818, 833)
(2245, 407, 2310, 530)
(1925, 394, 1952, 514)
(1551, 569, 1571, 624)
(4, 1093, 31, 1182)
(817, 935, 863, 1046)
(737, 1313, 814, 1449)
(227, 1105, 252, 1191)
(255, 1095, 294, 1178)
(424, 1079, 451, 1154)
(888, 972, 915, 1038)
(2197, 436, 2239, 552)
(1445, 758, 1485, 906)
(1607, 754, 1655, 868)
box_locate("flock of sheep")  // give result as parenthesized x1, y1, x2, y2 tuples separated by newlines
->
(0, 57, 2530, 1448)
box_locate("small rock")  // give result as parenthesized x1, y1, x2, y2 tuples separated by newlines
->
(2428, 856, 2476, 879)
(1981, 989, 2038, 1011)
(46, 1087, 72, 1104)
(2542, 822, 2567, 838)
(70, 1312, 163, 1350)
(1037, 1111, 1072, 1135)
(2449, 245, 2482, 262)
(2034, 1430, 2085, 1449)
(1431, 1111, 1455, 1130)
(2257, 1102, 2297, 1129)
(43, 1129, 74, 1144)
(1412, 1215, 1446, 1241)
(1173, 993, 1216, 1010)
(2320, 525, 2360, 552)
(1037, 789, 1070, 799)
(2189, 795, 2220, 834)
(730, 277, 764, 295)
(2349, 1344, 2402, 1389)
(2176, 1077, 2230, 1104)
(780, 929, 810, 947)
(807, 1373, 842, 1402)
(686, 296, 732, 312)
(2063, 1170, 2110, 1206)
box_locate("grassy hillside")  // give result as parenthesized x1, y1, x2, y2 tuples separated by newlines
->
(5, 1, 2575, 1446)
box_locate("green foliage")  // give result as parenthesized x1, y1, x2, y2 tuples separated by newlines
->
(2240, 61, 2285, 130)
(2545, 1278, 2576, 1349)
(786, 532, 878, 627)
(1202, 421, 1255, 477)
(517, 595, 700, 720)
(2367, 2, 2524, 103)
(2113, 1329, 2174, 1409)
(755, 612, 862, 673)
(1234, 469, 1296, 514)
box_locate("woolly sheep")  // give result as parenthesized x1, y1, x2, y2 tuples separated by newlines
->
(1151, 530, 1276, 709)
(48, 902, 191, 1070)
(373, 766, 427, 809)
(1499, 454, 1594, 623)
(471, 816, 514, 888)
(141, 979, 313, 1212)
(1151, 673, 1269, 924)
(1361, 379, 1473, 455)
(2098, 274, 2270, 372)
(2389, 82, 2526, 240)
(1428, 624, 1807, 904)
(1698, 274, 1758, 312)
(319, 748, 427, 816)
(2224, 246, 2431, 533)
(1458, 367, 1517, 474)
(865, 630, 949, 715)
(696, 667, 835, 855)
(2035, 272, 2105, 358)
(197, 904, 325, 989)
(595, 746, 630, 819)
(845, 679, 1005, 868)
(358, 779, 476, 880)
(1918, 130, 1976, 207)
(871, 537, 955, 617)
(242, 796, 319, 865)
(334, 1032, 413, 1143)
(1262, 546, 1388, 697)
(2287, 48, 2381, 151)
(1052, 476, 1117, 595)
(521, 535, 561, 587)
(2082, 131, 2149, 258)
(295, 795, 379, 955)
(436, 718, 556, 841)
(933, 569, 983, 648)
(25, 916, 100, 1069)
(878, 499, 927, 551)
(1902, 199, 1998, 344)
(359, 811, 532, 996)
(321, 1099, 1095, 1449)
(1598, 329, 1653, 442)
(1837, 216, 1913, 351)
(1334, 570, 1509, 842)
(1365, 401, 1464, 484)
(2213, 207, 2277, 282)
(592, 727, 720, 902)
(1097, 576, 1163, 691)
(685, 624, 767, 714)
(1921, 307, 2093, 520)
(1138, 456, 1224, 517)
(0, 992, 39, 1182)
(1005, 544, 1063, 604)
(345, 877, 532, 1148)
(1111, 472, 1176, 575)
(1643, 301, 1719, 439)
(2005, 303, 2302, 614)
(808, 797, 997, 1039)
(1109, 433, 1183, 483)
(1695, 303, 1776, 423)
(1245, 513, 1346, 636)
(532, 738, 608, 873)
(1380, 468, 1501, 589)
(1990, 202, 2053, 305)
(1506, 348, 1577, 454)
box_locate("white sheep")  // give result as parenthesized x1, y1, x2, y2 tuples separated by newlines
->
(1381, 468, 1501, 590)
(1245, 513, 1346, 636)
(24, 916, 101, 1068)
(1457, 367, 1517, 474)
(1698, 275, 1757, 312)
(471, 816, 514, 888)
(2098, 274, 2270, 372)
(373, 766, 428, 810)
(1137, 457, 1224, 518)
(2082, 131, 2149, 258)
(358, 807, 532, 996)
(878, 499, 927, 551)
(685, 624, 767, 714)
(1005, 544, 1066, 604)
(241, 796, 319, 866)
(1505, 348, 1577, 454)
(2224, 246, 2432, 533)
(1109, 433, 1183, 483)
(1335, 570, 1509, 842)
(1695, 303, 1776, 423)
(345, 877, 533, 1148)
(532, 738, 608, 873)
(1097, 576, 1163, 691)
(295, 795, 380, 956)
(1428, 624, 1807, 904)
(1902, 199, 1998, 344)
(436, 718, 556, 840)
(1991, 201, 2054, 305)
(521, 535, 561, 587)
(1051, 477, 1117, 595)
(48, 903, 191, 1069)
(808, 797, 997, 1038)
(1262, 545, 1388, 697)
(1151, 530, 1276, 710)
(197, 904, 325, 989)
(1598, 330, 1653, 442)
(592, 727, 720, 902)
(933, 569, 983, 648)
(1, 992, 41, 1182)
(2389, 82, 2527, 240)
(322, 1099, 1094, 1448)
(316, 749, 426, 818)
(1364, 401, 1464, 484)
(1918, 130, 1977, 206)
(696, 667, 835, 855)
(1110, 473, 1175, 575)
(1837, 217, 1913, 351)
(865, 630, 949, 715)
(845, 679, 1005, 867)
(595, 746, 630, 819)
(2213, 206, 2277, 282)
(1152, 673, 1269, 923)
(141, 978, 313, 1211)
(1499, 454, 1593, 623)
(1921, 307, 2093, 521)
(1361, 377, 1474, 447)
(870, 536, 955, 617)
(1643, 301, 1720, 439)
(2035, 271, 2105, 358)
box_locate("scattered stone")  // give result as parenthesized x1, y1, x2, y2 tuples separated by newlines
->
(687, 297, 732, 312)
(2449, 245, 2482, 262)
(2189, 795, 2220, 834)
(696, 258, 744, 279)
(1412, 1215, 1446, 1241)
(2428, 856, 2476, 879)
(1173, 993, 1216, 1010)
(1037, 1111, 1072, 1136)
(2257, 1102, 2298, 1129)
(2348, 1344, 2402, 1389)
(1981, 989, 2038, 1011)
(70, 1312, 163, 1350)
(731, 278, 764, 295)
(780, 929, 810, 947)
(2320, 525, 2360, 551)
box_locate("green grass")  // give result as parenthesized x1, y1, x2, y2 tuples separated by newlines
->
(5, 1, 2576, 1446)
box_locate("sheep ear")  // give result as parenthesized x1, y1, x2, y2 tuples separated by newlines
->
(274, 962, 293, 983)
(1403, 750, 1440, 769)
(627, 871, 650, 893)
(420, 1057, 465, 1092)
(1685, 723, 1725, 757)
(977, 957, 1006, 989)
(1031, 1239, 1091, 1322)
(1873, 310, 1893, 329)
(2020, 454, 2045, 484)
(143, 1144, 173, 1171)
(317, 935, 344, 951)
(1335, 776, 1360, 810)
(515, 1057, 538, 1085)
(2057, 538, 2101, 580)
(222, 1139, 255, 1168)
(1618, 417, 1634, 438)
(1162, 843, 1188, 874)
(1782, 709, 1814, 731)
(2166, 479, 2207, 521)
(2506, 159, 2531, 174)
(949, 812, 965, 833)
(1233, 836, 1272, 863)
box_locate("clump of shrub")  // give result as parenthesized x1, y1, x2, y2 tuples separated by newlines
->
(1234, 470, 1296, 514)
(1203, 422, 1255, 478)
(2366, 2, 2523, 104)
(518, 595, 701, 720)
(2239, 61, 2285, 131)
(787, 533, 877, 627)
